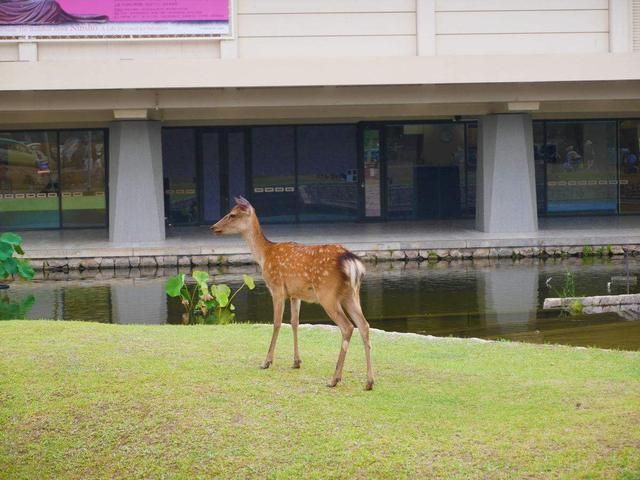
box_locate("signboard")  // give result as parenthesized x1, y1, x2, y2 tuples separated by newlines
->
(0, 0, 230, 38)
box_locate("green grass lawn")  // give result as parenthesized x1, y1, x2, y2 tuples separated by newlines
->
(1, 321, 639, 480)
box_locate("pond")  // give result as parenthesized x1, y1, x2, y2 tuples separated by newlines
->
(3, 257, 640, 351)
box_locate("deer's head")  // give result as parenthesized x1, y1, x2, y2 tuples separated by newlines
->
(211, 196, 254, 235)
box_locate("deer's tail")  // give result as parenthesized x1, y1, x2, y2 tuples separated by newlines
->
(339, 251, 366, 291)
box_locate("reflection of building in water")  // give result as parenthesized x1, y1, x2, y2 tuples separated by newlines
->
(477, 264, 539, 333)
(111, 279, 167, 325)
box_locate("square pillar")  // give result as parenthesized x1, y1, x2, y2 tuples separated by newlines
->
(109, 121, 165, 243)
(476, 114, 538, 233)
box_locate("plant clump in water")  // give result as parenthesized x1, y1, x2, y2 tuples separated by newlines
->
(165, 271, 255, 324)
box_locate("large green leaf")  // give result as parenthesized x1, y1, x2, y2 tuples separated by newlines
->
(3, 258, 17, 275)
(165, 274, 186, 297)
(0, 232, 22, 246)
(211, 284, 231, 307)
(243, 274, 256, 290)
(192, 270, 209, 285)
(16, 260, 34, 281)
(192, 270, 210, 297)
(216, 308, 236, 325)
(0, 242, 12, 261)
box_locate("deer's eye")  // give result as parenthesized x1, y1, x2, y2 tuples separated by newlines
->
(229, 213, 237, 218)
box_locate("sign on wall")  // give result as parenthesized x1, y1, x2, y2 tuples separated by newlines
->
(0, 0, 230, 38)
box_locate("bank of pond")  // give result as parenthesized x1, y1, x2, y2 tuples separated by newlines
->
(3, 257, 640, 351)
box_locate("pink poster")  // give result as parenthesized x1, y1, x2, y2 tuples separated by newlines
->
(0, 0, 230, 37)
(57, 0, 229, 23)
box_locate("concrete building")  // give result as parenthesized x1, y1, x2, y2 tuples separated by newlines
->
(1, 0, 640, 247)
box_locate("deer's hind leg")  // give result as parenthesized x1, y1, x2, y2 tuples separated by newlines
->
(343, 293, 374, 391)
(290, 297, 302, 369)
(320, 299, 354, 388)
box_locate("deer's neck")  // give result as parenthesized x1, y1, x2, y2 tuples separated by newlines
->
(242, 216, 271, 268)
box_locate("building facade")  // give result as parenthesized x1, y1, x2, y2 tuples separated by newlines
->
(1, 0, 639, 243)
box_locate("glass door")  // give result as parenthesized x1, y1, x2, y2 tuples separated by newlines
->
(619, 120, 640, 214)
(543, 121, 617, 215)
(0, 130, 60, 229)
(385, 125, 419, 219)
(201, 130, 222, 223)
(163, 129, 199, 225)
(362, 127, 382, 219)
(250, 126, 296, 223)
(59, 130, 107, 227)
(377, 122, 470, 220)
(297, 125, 358, 222)
(227, 130, 248, 204)
(201, 128, 248, 222)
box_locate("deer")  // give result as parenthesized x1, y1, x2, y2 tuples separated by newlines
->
(211, 196, 374, 390)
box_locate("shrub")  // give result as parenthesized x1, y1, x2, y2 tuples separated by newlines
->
(166, 271, 255, 324)
(0, 233, 34, 283)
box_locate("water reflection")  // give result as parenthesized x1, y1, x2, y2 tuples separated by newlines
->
(4, 258, 640, 350)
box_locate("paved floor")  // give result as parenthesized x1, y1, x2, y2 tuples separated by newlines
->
(16, 216, 640, 259)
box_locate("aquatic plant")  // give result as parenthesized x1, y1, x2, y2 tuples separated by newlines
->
(0, 232, 34, 284)
(567, 299, 584, 316)
(581, 246, 594, 257)
(165, 271, 255, 325)
(559, 271, 577, 298)
(547, 271, 582, 316)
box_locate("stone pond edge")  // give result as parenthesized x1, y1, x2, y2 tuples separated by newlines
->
(24, 244, 639, 272)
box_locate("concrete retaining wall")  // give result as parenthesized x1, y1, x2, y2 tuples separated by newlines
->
(25, 243, 639, 272)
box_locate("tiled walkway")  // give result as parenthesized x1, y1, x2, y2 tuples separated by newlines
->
(17, 216, 640, 260)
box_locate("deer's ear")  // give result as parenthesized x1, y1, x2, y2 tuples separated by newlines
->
(234, 196, 253, 213)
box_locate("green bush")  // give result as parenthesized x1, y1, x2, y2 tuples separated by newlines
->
(0, 233, 35, 320)
(0, 233, 34, 283)
(165, 271, 255, 324)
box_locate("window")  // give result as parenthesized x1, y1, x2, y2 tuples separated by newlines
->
(162, 129, 198, 225)
(542, 121, 617, 215)
(296, 125, 358, 222)
(619, 120, 640, 214)
(0, 129, 106, 229)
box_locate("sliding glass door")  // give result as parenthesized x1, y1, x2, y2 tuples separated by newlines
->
(0, 129, 107, 230)
(381, 122, 472, 220)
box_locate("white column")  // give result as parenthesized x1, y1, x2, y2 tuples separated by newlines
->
(416, 0, 436, 56)
(109, 121, 165, 243)
(609, 0, 632, 53)
(476, 114, 538, 233)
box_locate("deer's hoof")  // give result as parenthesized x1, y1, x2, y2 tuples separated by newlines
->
(292, 360, 302, 369)
(326, 378, 340, 388)
(365, 380, 374, 391)
(260, 361, 272, 369)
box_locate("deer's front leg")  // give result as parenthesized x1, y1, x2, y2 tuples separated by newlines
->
(290, 298, 302, 369)
(261, 293, 285, 369)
